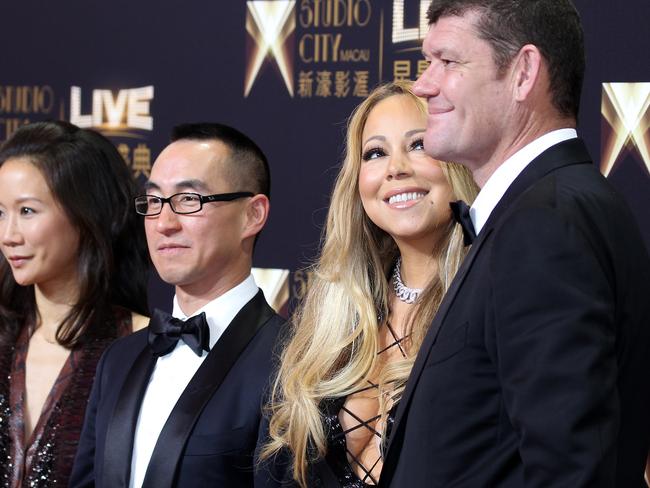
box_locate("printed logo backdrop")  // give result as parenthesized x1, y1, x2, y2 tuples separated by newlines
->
(3, 0, 649, 312)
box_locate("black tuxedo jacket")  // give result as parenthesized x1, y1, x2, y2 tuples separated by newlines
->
(70, 290, 285, 488)
(379, 139, 650, 487)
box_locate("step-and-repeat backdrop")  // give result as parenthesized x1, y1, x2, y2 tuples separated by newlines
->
(3, 0, 649, 313)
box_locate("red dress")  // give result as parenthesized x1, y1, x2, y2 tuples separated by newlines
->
(0, 308, 132, 488)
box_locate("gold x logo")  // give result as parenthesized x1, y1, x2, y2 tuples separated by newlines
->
(244, 1, 295, 97)
(601, 82, 650, 177)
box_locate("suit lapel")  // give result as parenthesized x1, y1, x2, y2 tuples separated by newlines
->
(381, 138, 593, 484)
(484, 137, 592, 230)
(102, 346, 157, 488)
(141, 290, 275, 488)
(381, 226, 492, 469)
(391, 139, 592, 431)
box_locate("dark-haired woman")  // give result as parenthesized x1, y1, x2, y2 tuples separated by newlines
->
(0, 121, 149, 487)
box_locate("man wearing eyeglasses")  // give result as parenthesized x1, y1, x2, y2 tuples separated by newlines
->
(71, 123, 285, 488)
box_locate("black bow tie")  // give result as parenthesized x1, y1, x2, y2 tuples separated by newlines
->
(450, 200, 476, 246)
(148, 309, 211, 357)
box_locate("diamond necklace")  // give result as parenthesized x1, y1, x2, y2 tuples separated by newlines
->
(392, 257, 422, 304)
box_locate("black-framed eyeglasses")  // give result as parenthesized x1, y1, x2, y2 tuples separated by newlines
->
(134, 191, 254, 216)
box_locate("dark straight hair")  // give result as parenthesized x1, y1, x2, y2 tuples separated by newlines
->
(171, 122, 270, 199)
(0, 120, 149, 348)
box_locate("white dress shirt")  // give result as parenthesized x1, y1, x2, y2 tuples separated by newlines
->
(470, 128, 578, 235)
(129, 274, 259, 488)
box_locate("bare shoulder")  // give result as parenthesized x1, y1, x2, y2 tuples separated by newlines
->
(130, 312, 150, 332)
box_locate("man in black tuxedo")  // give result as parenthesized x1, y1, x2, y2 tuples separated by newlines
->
(380, 1, 650, 487)
(71, 123, 285, 487)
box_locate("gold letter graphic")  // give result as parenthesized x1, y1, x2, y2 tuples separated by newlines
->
(245, 1, 296, 97)
(601, 82, 650, 176)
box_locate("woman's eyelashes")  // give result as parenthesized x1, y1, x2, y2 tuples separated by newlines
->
(410, 138, 425, 151)
(362, 146, 386, 161)
(0, 207, 35, 220)
(362, 138, 425, 162)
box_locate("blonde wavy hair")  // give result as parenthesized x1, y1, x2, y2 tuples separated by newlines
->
(261, 81, 478, 486)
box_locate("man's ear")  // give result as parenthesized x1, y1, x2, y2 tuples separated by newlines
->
(510, 44, 543, 103)
(242, 194, 270, 240)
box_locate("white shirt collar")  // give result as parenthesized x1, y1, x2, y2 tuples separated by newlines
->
(171, 274, 258, 349)
(129, 273, 259, 488)
(470, 128, 577, 234)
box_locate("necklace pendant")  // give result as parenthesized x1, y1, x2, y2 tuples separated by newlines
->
(392, 257, 422, 304)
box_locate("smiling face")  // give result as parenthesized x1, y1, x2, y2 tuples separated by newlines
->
(413, 11, 514, 172)
(0, 158, 80, 292)
(144, 139, 252, 296)
(358, 94, 454, 250)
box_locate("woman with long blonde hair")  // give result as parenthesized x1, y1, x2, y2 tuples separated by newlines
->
(258, 81, 478, 487)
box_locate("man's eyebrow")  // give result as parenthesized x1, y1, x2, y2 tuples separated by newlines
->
(423, 47, 456, 60)
(174, 179, 211, 193)
(422, 47, 441, 58)
(143, 179, 211, 194)
(143, 181, 160, 192)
